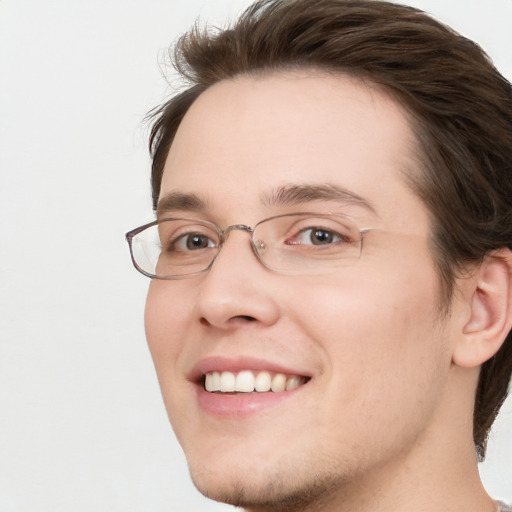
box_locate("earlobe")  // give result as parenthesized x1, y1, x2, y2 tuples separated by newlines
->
(453, 249, 512, 368)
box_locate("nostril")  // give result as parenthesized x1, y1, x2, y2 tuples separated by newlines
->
(199, 315, 255, 326)
(231, 315, 256, 322)
(236, 315, 257, 322)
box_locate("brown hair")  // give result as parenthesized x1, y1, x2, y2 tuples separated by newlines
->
(147, 0, 512, 458)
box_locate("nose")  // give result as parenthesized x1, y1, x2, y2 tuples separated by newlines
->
(193, 229, 280, 329)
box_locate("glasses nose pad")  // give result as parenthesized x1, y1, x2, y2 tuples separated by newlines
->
(250, 237, 271, 271)
(254, 239, 266, 252)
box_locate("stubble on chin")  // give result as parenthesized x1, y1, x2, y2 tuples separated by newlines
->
(190, 463, 347, 512)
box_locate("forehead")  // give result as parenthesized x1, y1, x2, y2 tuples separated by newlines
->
(161, 70, 429, 232)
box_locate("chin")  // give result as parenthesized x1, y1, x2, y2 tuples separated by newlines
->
(186, 451, 347, 512)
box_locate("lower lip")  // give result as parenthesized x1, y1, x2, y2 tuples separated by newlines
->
(195, 384, 305, 418)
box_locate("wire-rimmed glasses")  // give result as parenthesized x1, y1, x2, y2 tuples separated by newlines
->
(125, 212, 367, 279)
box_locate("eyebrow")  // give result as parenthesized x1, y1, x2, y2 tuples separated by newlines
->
(261, 183, 376, 213)
(156, 191, 209, 216)
(156, 183, 376, 217)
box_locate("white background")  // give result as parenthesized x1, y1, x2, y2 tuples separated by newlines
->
(1, 1, 511, 511)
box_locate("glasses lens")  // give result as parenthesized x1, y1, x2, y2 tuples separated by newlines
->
(253, 213, 362, 273)
(130, 219, 220, 278)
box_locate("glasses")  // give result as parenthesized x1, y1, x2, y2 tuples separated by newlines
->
(125, 212, 369, 279)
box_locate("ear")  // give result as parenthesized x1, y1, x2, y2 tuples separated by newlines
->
(452, 249, 512, 368)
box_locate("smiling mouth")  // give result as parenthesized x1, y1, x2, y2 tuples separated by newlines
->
(204, 370, 310, 393)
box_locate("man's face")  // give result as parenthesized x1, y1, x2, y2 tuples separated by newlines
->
(145, 72, 456, 508)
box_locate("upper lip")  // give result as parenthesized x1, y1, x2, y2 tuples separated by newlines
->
(188, 355, 312, 383)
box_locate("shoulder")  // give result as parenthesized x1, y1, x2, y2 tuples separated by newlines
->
(496, 501, 512, 512)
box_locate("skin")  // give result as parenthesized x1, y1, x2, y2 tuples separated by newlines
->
(145, 72, 499, 512)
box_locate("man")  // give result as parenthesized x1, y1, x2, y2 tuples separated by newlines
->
(126, 1, 512, 510)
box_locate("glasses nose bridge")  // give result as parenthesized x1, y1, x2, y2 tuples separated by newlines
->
(214, 224, 263, 269)
(219, 224, 254, 245)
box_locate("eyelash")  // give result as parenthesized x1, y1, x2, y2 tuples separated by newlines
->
(285, 227, 348, 246)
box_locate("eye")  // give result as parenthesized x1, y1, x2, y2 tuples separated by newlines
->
(172, 232, 216, 251)
(291, 227, 346, 246)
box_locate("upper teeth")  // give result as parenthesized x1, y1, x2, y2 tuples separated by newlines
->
(204, 370, 306, 393)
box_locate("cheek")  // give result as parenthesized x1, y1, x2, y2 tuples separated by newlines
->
(291, 259, 440, 346)
(144, 281, 203, 438)
(144, 281, 193, 382)
(288, 255, 449, 413)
